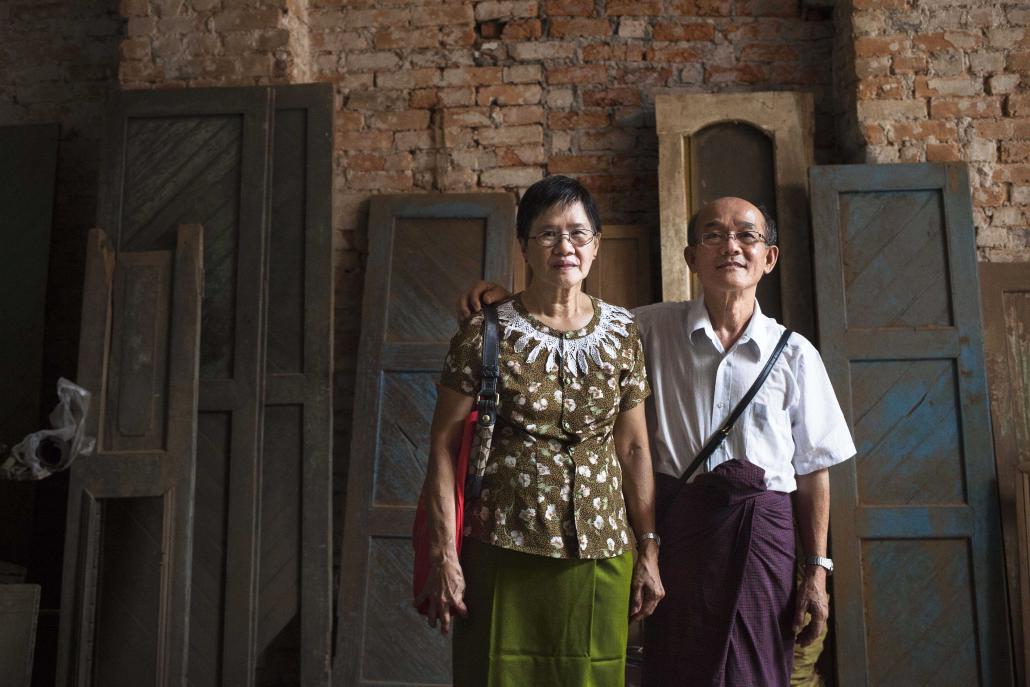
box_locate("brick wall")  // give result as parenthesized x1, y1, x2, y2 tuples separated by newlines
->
(846, 0, 1030, 261)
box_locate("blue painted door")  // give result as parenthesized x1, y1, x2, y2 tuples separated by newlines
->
(810, 163, 1013, 686)
(335, 194, 515, 686)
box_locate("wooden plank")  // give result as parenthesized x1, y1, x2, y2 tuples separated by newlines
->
(811, 162, 1013, 687)
(57, 225, 203, 687)
(0, 584, 41, 687)
(981, 263, 1030, 687)
(334, 193, 515, 686)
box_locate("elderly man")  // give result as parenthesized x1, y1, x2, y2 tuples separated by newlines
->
(460, 196, 855, 686)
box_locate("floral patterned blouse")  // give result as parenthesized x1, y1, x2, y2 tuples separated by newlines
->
(439, 294, 650, 560)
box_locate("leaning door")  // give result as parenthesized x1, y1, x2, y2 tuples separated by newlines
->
(811, 163, 1013, 686)
(335, 194, 514, 686)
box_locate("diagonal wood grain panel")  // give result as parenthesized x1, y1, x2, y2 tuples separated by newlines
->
(841, 190, 953, 329)
(363, 539, 451, 684)
(387, 218, 486, 343)
(374, 372, 438, 507)
(188, 411, 231, 687)
(862, 539, 978, 686)
(852, 359, 965, 506)
(121, 115, 243, 380)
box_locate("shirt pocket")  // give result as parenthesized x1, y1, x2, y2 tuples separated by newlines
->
(746, 400, 795, 463)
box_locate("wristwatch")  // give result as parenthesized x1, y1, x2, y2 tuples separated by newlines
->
(804, 555, 833, 575)
(637, 532, 661, 549)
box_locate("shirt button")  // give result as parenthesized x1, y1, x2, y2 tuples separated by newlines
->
(717, 401, 726, 409)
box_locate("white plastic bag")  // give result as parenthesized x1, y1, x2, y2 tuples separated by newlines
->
(1, 378, 95, 481)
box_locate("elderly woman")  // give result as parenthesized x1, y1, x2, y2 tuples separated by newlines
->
(415, 175, 664, 686)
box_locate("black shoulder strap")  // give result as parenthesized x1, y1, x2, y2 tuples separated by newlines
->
(476, 304, 500, 421)
(676, 328, 793, 487)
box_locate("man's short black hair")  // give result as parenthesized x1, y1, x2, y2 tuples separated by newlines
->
(687, 201, 778, 246)
(516, 175, 602, 242)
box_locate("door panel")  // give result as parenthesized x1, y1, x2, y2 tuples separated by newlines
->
(981, 263, 1030, 687)
(810, 163, 1013, 687)
(57, 226, 203, 687)
(335, 193, 515, 686)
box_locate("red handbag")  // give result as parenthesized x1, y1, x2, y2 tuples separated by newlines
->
(412, 409, 477, 615)
(412, 305, 499, 616)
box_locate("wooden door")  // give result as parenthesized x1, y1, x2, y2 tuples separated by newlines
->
(656, 92, 815, 339)
(810, 163, 1013, 686)
(981, 263, 1030, 686)
(335, 194, 515, 686)
(57, 225, 203, 686)
(582, 224, 654, 310)
(84, 84, 334, 686)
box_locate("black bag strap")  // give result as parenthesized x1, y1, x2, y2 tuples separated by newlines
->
(476, 304, 500, 422)
(465, 305, 500, 500)
(662, 329, 793, 517)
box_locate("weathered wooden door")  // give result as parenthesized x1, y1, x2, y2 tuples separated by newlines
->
(335, 194, 515, 686)
(71, 84, 334, 686)
(582, 224, 654, 310)
(981, 263, 1030, 686)
(57, 225, 203, 686)
(810, 163, 1013, 686)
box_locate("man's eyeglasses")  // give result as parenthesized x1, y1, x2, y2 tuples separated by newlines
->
(699, 230, 768, 247)
(529, 229, 598, 247)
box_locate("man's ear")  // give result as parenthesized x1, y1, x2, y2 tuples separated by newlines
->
(519, 239, 528, 262)
(684, 245, 698, 273)
(763, 244, 779, 274)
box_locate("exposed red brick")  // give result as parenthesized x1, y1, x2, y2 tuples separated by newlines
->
(974, 185, 1008, 207)
(477, 84, 542, 106)
(336, 111, 364, 130)
(374, 26, 439, 49)
(737, 0, 800, 17)
(852, 0, 908, 8)
(892, 55, 928, 74)
(549, 17, 611, 37)
(442, 66, 503, 86)
(926, 142, 961, 161)
(863, 123, 887, 146)
(548, 154, 611, 173)
(646, 46, 702, 62)
(546, 64, 607, 84)
(858, 76, 907, 99)
(705, 64, 765, 84)
(496, 145, 546, 166)
(548, 111, 610, 129)
(337, 130, 393, 151)
(606, 0, 661, 16)
(369, 110, 431, 131)
(420, 5, 474, 25)
(582, 86, 641, 107)
(854, 35, 910, 58)
(1002, 141, 1030, 163)
(346, 152, 387, 171)
(543, 0, 593, 16)
(503, 19, 543, 39)
(890, 120, 957, 141)
(930, 97, 1003, 119)
(739, 44, 799, 62)
(667, 0, 732, 15)
(441, 25, 477, 47)
(443, 107, 492, 128)
(1011, 94, 1030, 117)
(498, 105, 545, 125)
(992, 165, 1030, 184)
(652, 21, 717, 42)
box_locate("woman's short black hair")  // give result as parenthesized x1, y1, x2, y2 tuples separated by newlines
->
(516, 175, 602, 242)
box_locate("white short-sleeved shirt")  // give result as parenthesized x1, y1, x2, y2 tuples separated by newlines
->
(633, 299, 856, 493)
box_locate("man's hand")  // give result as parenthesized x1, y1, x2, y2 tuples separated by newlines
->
(457, 280, 510, 320)
(629, 542, 665, 622)
(793, 565, 829, 647)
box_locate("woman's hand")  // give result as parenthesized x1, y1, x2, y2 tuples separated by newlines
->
(629, 542, 665, 622)
(414, 553, 468, 636)
(457, 280, 510, 319)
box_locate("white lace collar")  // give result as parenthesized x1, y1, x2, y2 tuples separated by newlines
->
(497, 296, 634, 376)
